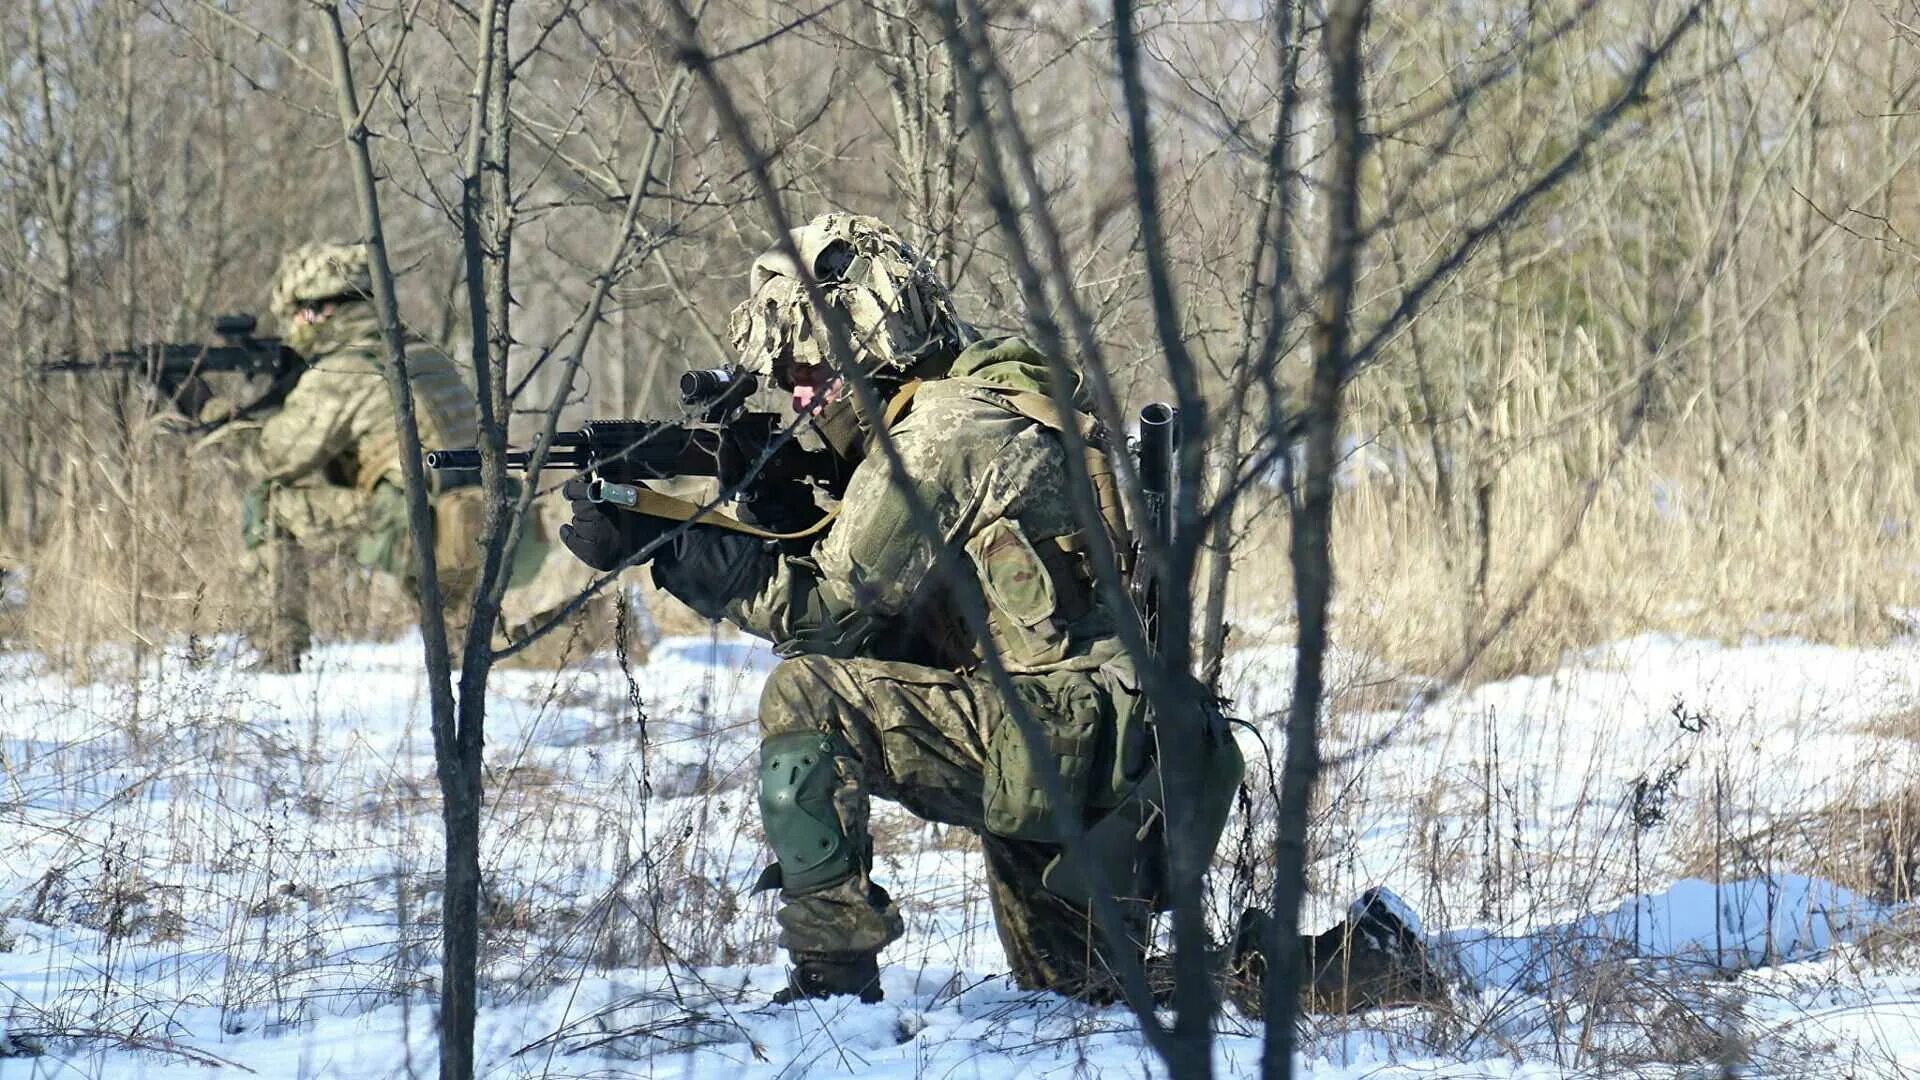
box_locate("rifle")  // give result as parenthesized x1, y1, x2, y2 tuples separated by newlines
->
(426, 366, 849, 538)
(38, 313, 305, 428)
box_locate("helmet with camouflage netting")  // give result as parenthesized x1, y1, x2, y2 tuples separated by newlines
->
(269, 242, 374, 324)
(727, 213, 972, 387)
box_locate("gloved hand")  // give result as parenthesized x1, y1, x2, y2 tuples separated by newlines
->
(198, 396, 239, 426)
(559, 475, 671, 571)
(153, 392, 227, 436)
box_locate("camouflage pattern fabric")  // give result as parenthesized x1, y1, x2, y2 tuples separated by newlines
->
(270, 242, 374, 355)
(249, 300, 582, 642)
(728, 213, 970, 379)
(658, 338, 1125, 677)
(245, 247, 607, 655)
(258, 305, 475, 496)
(253, 303, 483, 580)
(653, 336, 1154, 996)
(757, 654, 1147, 998)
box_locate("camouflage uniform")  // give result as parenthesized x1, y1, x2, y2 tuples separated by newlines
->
(647, 216, 1171, 999)
(254, 245, 486, 616)
(657, 338, 1153, 995)
(626, 218, 1448, 1009)
(249, 244, 596, 658)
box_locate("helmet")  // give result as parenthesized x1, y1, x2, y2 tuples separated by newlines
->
(727, 213, 969, 385)
(269, 242, 373, 323)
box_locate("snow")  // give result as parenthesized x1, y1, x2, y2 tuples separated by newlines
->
(3, 627, 1920, 1076)
(1440, 875, 1881, 991)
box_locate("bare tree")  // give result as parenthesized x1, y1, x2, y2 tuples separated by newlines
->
(7, 0, 1913, 1075)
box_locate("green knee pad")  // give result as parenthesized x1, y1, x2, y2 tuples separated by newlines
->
(760, 731, 857, 895)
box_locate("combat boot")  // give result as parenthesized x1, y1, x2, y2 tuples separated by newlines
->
(772, 951, 884, 1005)
(1303, 887, 1445, 1012)
(1226, 888, 1446, 1017)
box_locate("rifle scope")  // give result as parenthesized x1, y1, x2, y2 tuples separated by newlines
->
(680, 367, 758, 406)
(212, 313, 258, 338)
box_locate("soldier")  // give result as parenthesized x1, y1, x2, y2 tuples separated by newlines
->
(230, 242, 597, 669)
(557, 213, 1244, 1004)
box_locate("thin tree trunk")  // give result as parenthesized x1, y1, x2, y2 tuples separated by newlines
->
(1264, 3, 1367, 1077)
(1202, 0, 1304, 693)
(444, 7, 514, 1070)
(1112, 2, 1217, 1068)
(26, 0, 76, 544)
(116, 0, 146, 676)
(316, 6, 467, 1077)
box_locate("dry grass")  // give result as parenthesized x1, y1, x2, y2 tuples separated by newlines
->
(0, 419, 693, 675)
(9, 423, 416, 674)
(1228, 331, 1918, 684)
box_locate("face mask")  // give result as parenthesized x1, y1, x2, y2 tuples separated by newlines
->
(810, 395, 866, 464)
(784, 361, 839, 415)
(283, 317, 322, 356)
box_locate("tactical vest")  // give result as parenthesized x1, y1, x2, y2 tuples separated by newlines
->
(352, 340, 480, 493)
(939, 339, 1138, 671)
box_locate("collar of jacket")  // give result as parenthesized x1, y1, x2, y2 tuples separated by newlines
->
(812, 378, 923, 464)
(948, 336, 1094, 411)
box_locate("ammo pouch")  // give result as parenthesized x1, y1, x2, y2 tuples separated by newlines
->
(982, 676, 1104, 842)
(967, 519, 1093, 669)
(358, 479, 546, 592)
(1041, 698, 1246, 913)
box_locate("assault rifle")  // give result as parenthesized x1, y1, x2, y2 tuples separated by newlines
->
(38, 313, 304, 428)
(426, 366, 849, 537)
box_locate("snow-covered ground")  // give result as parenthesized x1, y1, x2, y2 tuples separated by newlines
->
(4, 627, 1920, 1076)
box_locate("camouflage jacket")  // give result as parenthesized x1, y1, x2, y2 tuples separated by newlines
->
(257, 306, 476, 493)
(653, 338, 1127, 675)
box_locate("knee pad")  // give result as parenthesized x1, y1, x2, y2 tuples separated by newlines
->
(760, 730, 857, 895)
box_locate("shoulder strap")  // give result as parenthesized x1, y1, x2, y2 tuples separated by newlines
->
(611, 486, 841, 541)
(986, 390, 1135, 573)
(881, 379, 921, 429)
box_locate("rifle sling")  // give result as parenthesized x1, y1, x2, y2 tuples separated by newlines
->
(612, 487, 842, 541)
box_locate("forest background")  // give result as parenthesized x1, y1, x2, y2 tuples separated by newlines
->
(2, 0, 1913, 674)
(0, 0, 1917, 1077)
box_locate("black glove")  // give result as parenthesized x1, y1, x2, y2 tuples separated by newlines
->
(559, 476, 670, 571)
(736, 479, 827, 537)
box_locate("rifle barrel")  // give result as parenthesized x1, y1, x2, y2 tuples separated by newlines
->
(37, 342, 286, 377)
(424, 449, 483, 471)
(1138, 402, 1177, 541)
(424, 444, 591, 472)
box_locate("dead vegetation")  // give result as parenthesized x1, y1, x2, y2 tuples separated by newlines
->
(0, 0, 1915, 1076)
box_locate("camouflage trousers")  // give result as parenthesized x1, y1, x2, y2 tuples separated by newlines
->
(259, 480, 482, 642)
(757, 655, 1148, 999)
(269, 481, 484, 593)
